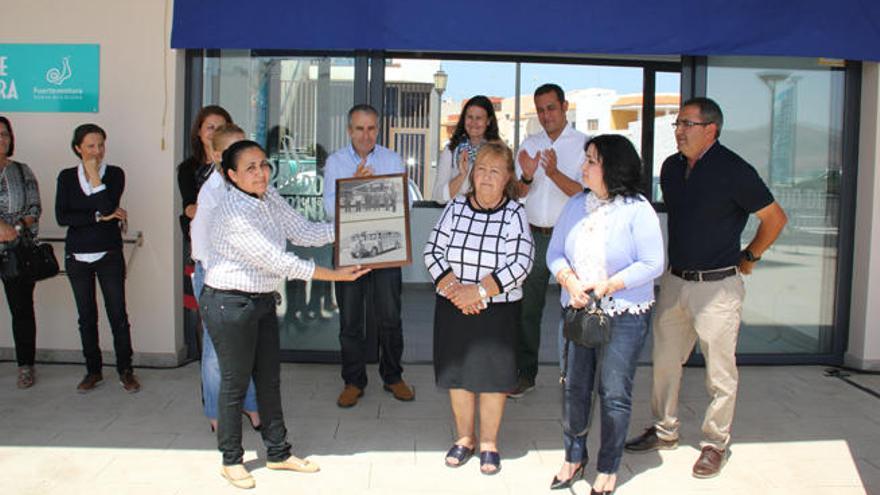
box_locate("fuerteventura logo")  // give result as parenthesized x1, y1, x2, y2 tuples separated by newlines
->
(46, 56, 72, 85)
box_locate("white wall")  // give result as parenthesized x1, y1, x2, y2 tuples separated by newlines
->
(846, 62, 880, 370)
(0, 1, 186, 366)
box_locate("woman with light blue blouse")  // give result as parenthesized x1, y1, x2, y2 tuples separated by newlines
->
(546, 134, 664, 494)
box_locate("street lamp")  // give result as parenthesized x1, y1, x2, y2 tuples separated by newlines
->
(433, 68, 448, 148)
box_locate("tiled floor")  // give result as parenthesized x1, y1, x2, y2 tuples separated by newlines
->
(0, 362, 877, 494)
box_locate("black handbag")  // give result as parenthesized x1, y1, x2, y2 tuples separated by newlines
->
(16, 238, 60, 282)
(562, 291, 611, 348)
(0, 246, 20, 280)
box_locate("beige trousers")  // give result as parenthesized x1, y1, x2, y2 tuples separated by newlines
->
(650, 270, 745, 450)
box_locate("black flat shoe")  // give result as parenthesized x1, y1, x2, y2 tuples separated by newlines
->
(550, 463, 585, 490)
(479, 451, 501, 475)
(590, 489, 614, 495)
(444, 444, 474, 467)
(242, 411, 261, 431)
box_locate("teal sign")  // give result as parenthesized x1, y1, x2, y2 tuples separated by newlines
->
(0, 44, 100, 113)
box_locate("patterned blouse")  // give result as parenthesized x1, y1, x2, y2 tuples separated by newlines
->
(205, 185, 334, 293)
(424, 195, 534, 303)
(0, 161, 41, 241)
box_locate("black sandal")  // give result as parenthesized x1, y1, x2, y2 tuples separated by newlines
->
(480, 451, 501, 475)
(444, 444, 474, 467)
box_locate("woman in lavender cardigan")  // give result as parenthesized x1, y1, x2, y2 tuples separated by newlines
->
(546, 135, 664, 494)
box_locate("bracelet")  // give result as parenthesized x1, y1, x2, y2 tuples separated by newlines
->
(520, 174, 533, 185)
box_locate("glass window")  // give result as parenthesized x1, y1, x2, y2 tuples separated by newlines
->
(652, 72, 681, 202)
(706, 56, 845, 354)
(519, 63, 644, 154)
(204, 52, 356, 354)
(382, 59, 517, 201)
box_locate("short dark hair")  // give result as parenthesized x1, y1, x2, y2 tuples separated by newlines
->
(191, 105, 233, 164)
(448, 95, 500, 151)
(534, 83, 565, 104)
(221, 140, 264, 183)
(466, 140, 520, 201)
(682, 97, 723, 138)
(347, 104, 379, 126)
(585, 134, 644, 199)
(71, 124, 107, 159)
(0, 116, 15, 157)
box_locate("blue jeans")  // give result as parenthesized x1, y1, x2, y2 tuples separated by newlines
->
(193, 262, 258, 419)
(562, 310, 651, 474)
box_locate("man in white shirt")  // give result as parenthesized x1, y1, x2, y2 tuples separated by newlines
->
(510, 84, 589, 398)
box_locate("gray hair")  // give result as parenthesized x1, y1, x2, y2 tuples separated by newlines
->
(682, 97, 723, 138)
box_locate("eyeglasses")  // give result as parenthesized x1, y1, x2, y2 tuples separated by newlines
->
(672, 120, 713, 129)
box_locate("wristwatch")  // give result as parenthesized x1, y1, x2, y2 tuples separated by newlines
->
(477, 284, 488, 301)
(742, 249, 761, 262)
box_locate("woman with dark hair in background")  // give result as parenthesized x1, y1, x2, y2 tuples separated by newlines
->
(546, 135, 664, 493)
(178, 105, 232, 229)
(56, 123, 140, 394)
(431, 95, 500, 204)
(203, 140, 368, 489)
(0, 116, 42, 389)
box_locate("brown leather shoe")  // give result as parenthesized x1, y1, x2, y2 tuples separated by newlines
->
(119, 370, 141, 393)
(76, 373, 103, 393)
(383, 380, 415, 401)
(692, 446, 729, 478)
(337, 384, 364, 408)
(624, 426, 679, 453)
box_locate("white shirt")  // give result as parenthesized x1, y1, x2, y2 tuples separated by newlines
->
(74, 162, 108, 262)
(515, 123, 588, 227)
(205, 185, 334, 293)
(189, 168, 226, 267)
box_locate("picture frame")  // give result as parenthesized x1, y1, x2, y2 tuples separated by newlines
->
(334, 173, 412, 269)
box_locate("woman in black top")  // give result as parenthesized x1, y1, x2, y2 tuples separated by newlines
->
(0, 116, 42, 389)
(177, 105, 232, 235)
(56, 123, 139, 394)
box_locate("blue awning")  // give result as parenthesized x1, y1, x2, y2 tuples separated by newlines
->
(171, 0, 880, 61)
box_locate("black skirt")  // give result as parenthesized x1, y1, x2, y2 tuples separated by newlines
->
(433, 295, 519, 393)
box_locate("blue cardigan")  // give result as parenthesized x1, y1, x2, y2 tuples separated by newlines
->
(546, 192, 664, 309)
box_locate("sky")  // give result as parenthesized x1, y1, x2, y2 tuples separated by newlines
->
(440, 60, 681, 102)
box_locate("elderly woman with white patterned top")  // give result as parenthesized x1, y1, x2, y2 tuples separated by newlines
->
(201, 140, 369, 489)
(424, 140, 533, 475)
(546, 134, 664, 493)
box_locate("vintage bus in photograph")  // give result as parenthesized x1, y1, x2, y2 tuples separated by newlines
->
(349, 230, 402, 258)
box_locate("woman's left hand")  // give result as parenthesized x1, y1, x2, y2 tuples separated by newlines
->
(448, 283, 484, 315)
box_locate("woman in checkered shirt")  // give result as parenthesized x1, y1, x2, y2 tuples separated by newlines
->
(201, 140, 369, 489)
(424, 140, 534, 475)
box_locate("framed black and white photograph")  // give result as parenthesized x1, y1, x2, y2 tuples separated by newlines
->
(334, 173, 412, 269)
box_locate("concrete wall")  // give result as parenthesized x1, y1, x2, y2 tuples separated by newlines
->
(846, 62, 880, 370)
(0, 1, 185, 366)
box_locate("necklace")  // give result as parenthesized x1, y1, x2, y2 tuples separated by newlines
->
(472, 194, 504, 211)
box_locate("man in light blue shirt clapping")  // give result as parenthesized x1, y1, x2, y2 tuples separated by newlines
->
(323, 104, 415, 408)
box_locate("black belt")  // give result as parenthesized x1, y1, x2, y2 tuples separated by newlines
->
(203, 286, 277, 300)
(530, 224, 553, 236)
(671, 267, 737, 282)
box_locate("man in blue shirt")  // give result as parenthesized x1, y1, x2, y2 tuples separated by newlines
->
(323, 104, 415, 408)
(625, 97, 787, 479)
